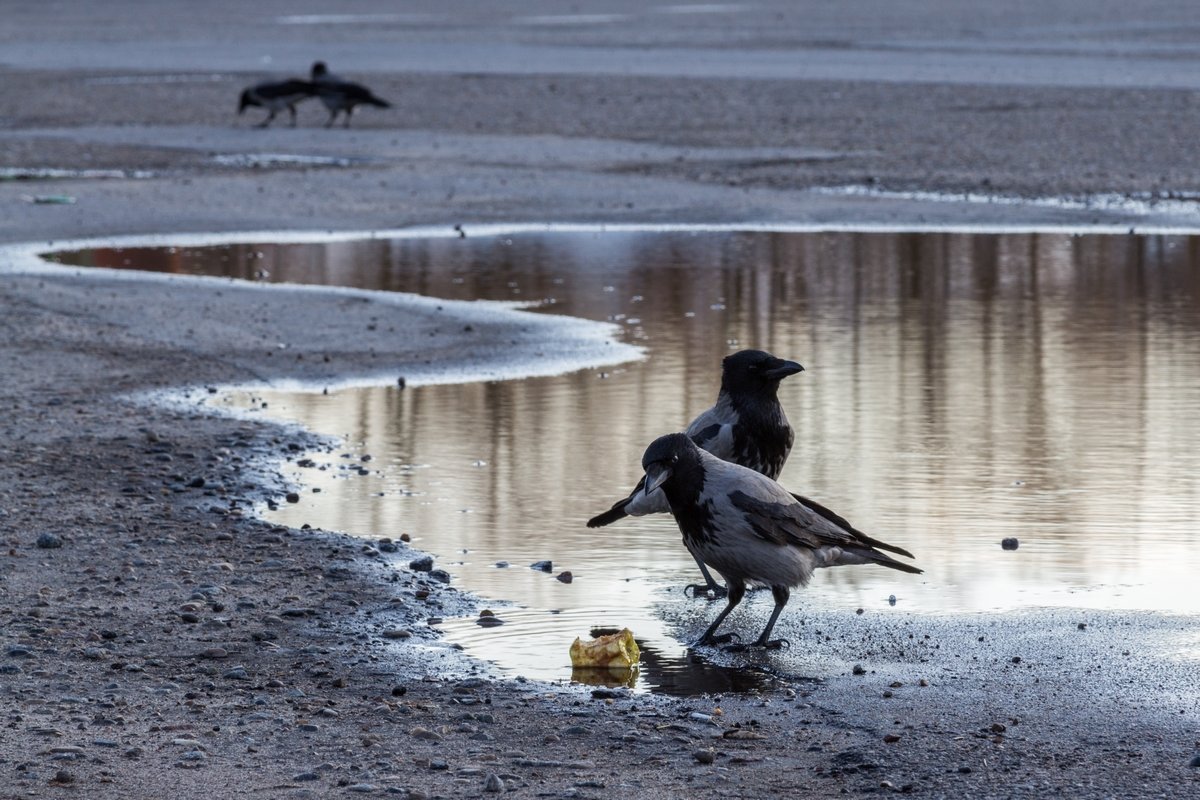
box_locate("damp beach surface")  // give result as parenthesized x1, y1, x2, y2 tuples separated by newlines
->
(3, 1, 1200, 796)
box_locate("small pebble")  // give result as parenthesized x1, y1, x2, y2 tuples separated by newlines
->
(1189, 753, 1200, 768)
(1001, 537, 1019, 550)
(530, 560, 552, 572)
(693, 750, 715, 765)
(409, 556, 434, 572)
(483, 773, 505, 793)
(883, 734, 901, 744)
(852, 664, 866, 676)
(51, 770, 74, 784)
(36, 533, 63, 549)
(555, 571, 573, 583)
(382, 629, 411, 640)
(347, 784, 378, 793)
(285, 492, 300, 504)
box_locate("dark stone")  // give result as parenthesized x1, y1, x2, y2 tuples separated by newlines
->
(409, 556, 434, 572)
(36, 533, 63, 549)
(530, 560, 552, 572)
(1001, 537, 1019, 550)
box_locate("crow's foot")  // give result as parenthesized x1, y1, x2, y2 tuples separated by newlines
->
(684, 583, 728, 600)
(724, 638, 789, 653)
(691, 631, 738, 649)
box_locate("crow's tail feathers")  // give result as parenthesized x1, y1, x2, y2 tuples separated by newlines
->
(365, 94, 390, 108)
(833, 546, 924, 575)
(793, 492, 915, 559)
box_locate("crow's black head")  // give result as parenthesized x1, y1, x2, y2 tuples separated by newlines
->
(237, 89, 254, 113)
(720, 349, 803, 397)
(641, 432, 701, 496)
(311, 61, 329, 79)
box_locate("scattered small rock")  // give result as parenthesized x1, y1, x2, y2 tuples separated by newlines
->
(530, 560, 552, 572)
(410, 727, 443, 741)
(693, 749, 715, 765)
(1001, 537, 1019, 550)
(50, 770, 74, 785)
(1189, 753, 1200, 768)
(285, 492, 300, 504)
(483, 773, 505, 793)
(382, 629, 411, 640)
(883, 734, 902, 744)
(409, 555, 434, 572)
(347, 784, 378, 793)
(36, 533, 63, 549)
(852, 664, 866, 676)
(429, 569, 451, 584)
(555, 571, 573, 583)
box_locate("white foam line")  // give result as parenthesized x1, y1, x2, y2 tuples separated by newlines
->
(813, 184, 1200, 219)
(8, 215, 1200, 268)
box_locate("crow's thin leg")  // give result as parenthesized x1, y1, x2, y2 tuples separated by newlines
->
(692, 580, 745, 647)
(287, 104, 297, 127)
(343, 107, 353, 128)
(753, 585, 791, 649)
(257, 109, 275, 129)
(325, 110, 337, 128)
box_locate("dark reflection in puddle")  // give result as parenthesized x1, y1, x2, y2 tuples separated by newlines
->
(49, 229, 1200, 693)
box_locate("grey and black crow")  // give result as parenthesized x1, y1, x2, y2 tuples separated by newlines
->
(310, 61, 391, 128)
(237, 79, 314, 128)
(588, 349, 804, 595)
(641, 433, 922, 650)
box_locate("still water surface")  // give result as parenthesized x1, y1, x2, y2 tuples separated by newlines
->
(52, 230, 1200, 691)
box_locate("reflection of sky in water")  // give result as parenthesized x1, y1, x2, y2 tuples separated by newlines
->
(53, 231, 1200, 690)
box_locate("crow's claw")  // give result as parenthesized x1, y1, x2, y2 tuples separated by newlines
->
(684, 583, 729, 600)
(760, 638, 790, 650)
(691, 631, 739, 649)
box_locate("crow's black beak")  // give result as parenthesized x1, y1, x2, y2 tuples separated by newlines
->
(643, 463, 672, 497)
(764, 359, 804, 381)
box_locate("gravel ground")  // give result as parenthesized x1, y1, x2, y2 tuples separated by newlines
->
(2, 2, 1199, 797)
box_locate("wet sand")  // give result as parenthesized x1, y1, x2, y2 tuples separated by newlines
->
(2, 2, 1199, 797)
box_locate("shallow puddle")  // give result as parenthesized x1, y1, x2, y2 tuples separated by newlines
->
(49, 228, 1200, 692)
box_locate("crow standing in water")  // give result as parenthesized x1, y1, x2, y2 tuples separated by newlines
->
(237, 78, 314, 128)
(310, 61, 391, 127)
(640, 433, 922, 650)
(588, 349, 804, 595)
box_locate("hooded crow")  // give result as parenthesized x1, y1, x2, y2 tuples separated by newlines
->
(310, 61, 391, 128)
(237, 78, 314, 128)
(587, 349, 804, 594)
(641, 433, 921, 650)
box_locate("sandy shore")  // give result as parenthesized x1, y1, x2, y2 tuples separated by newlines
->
(2, 2, 1199, 797)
